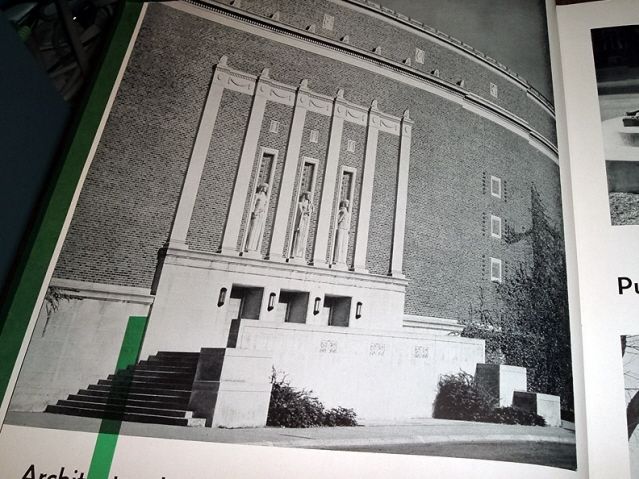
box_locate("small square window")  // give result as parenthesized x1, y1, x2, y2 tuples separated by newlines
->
(415, 47, 425, 64)
(309, 129, 319, 143)
(490, 82, 498, 98)
(490, 257, 502, 283)
(322, 13, 334, 31)
(269, 120, 280, 134)
(490, 215, 502, 239)
(490, 176, 501, 199)
(347, 139, 356, 152)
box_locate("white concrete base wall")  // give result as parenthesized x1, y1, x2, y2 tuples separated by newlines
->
(142, 247, 408, 357)
(10, 280, 152, 412)
(234, 320, 485, 422)
(141, 259, 232, 357)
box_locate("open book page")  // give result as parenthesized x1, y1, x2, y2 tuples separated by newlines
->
(0, 0, 582, 477)
(556, 0, 639, 478)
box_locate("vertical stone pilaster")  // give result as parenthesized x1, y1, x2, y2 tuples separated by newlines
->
(269, 80, 310, 261)
(166, 58, 226, 249)
(390, 109, 413, 277)
(220, 68, 270, 255)
(353, 100, 380, 272)
(312, 89, 346, 267)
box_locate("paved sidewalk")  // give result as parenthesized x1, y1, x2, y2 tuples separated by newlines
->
(5, 412, 575, 449)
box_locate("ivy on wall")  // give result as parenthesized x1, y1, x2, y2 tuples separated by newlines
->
(463, 185, 574, 415)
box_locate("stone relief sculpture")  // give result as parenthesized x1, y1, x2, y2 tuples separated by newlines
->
(291, 192, 313, 259)
(333, 199, 351, 265)
(244, 183, 269, 252)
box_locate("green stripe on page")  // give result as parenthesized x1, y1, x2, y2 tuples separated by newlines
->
(87, 315, 148, 479)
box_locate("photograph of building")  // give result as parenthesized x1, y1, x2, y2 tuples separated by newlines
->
(5, 0, 573, 466)
(593, 24, 639, 225)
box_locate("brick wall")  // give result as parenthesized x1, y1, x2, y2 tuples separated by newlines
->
(54, 11, 208, 286)
(366, 132, 399, 275)
(54, 3, 563, 322)
(402, 105, 561, 319)
(226, 0, 555, 140)
(187, 90, 251, 252)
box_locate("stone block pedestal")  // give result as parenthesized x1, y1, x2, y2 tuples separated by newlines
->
(475, 363, 527, 407)
(187, 348, 273, 427)
(513, 391, 562, 427)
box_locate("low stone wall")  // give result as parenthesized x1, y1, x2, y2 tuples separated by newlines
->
(141, 248, 408, 358)
(9, 280, 153, 412)
(234, 319, 484, 422)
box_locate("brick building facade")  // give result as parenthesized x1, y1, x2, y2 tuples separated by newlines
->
(11, 0, 565, 424)
(54, 0, 561, 321)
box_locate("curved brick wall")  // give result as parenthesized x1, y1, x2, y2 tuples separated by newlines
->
(222, 0, 556, 144)
(54, 2, 563, 322)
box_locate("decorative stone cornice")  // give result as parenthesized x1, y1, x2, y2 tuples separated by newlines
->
(163, 246, 409, 292)
(215, 56, 403, 134)
(212, 55, 256, 94)
(370, 104, 402, 136)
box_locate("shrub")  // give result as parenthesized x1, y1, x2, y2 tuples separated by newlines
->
(322, 407, 358, 427)
(266, 370, 358, 428)
(432, 371, 545, 426)
(489, 406, 546, 426)
(432, 371, 491, 421)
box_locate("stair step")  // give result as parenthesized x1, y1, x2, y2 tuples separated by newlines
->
(150, 353, 199, 361)
(68, 394, 189, 410)
(129, 363, 196, 373)
(56, 399, 192, 418)
(108, 372, 196, 384)
(45, 351, 207, 427)
(145, 357, 200, 367)
(44, 404, 205, 427)
(87, 384, 192, 396)
(77, 388, 191, 401)
(97, 379, 194, 390)
(156, 351, 200, 359)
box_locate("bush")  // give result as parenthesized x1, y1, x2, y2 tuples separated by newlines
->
(432, 372, 545, 426)
(322, 407, 358, 427)
(489, 406, 545, 426)
(432, 371, 491, 421)
(266, 370, 358, 428)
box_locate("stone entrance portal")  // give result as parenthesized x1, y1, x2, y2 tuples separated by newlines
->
(322, 295, 351, 327)
(275, 290, 309, 324)
(227, 286, 263, 321)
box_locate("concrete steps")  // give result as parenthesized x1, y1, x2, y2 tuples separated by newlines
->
(45, 351, 204, 427)
(45, 404, 205, 426)
(68, 393, 189, 410)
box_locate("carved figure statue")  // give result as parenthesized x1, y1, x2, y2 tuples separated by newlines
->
(333, 199, 351, 265)
(245, 183, 269, 252)
(291, 192, 313, 259)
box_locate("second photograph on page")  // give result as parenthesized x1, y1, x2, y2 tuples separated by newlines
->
(593, 25, 639, 225)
